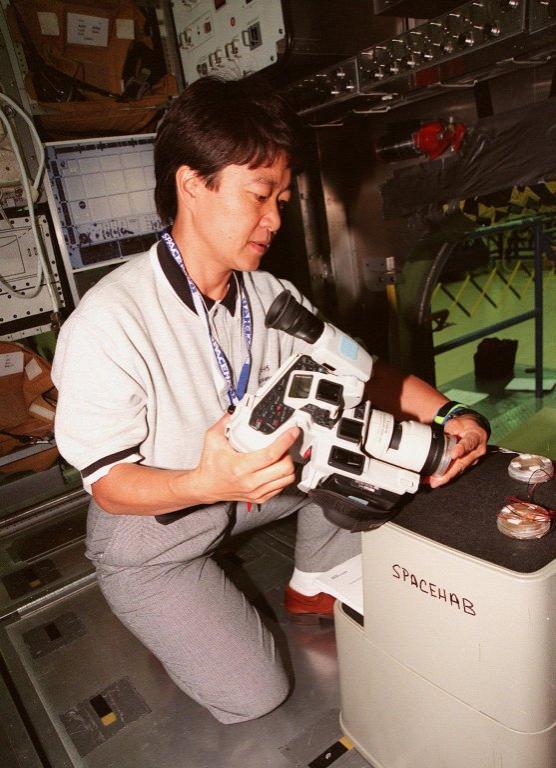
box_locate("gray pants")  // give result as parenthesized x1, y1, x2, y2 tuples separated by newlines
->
(89, 487, 360, 724)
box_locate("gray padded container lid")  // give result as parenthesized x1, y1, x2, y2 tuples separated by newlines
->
(392, 449, 555, 573)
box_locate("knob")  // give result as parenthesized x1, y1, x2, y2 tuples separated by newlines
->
(483, 22, 501, 37)
(470, 2, 485, 21)
(391, 38, 407, 57)
(447, 12, 463, 33)
(540, 0, 556, 17)
(458, 31, 474, 46)
(407, 52, 422, 68)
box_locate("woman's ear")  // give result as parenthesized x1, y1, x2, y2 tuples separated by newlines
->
(175, 165, 202, 205)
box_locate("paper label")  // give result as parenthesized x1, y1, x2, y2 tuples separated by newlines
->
(29, 400, 55, 421)
(37, 11, 60, 36)
(505, 377, 556, 392)
(116, 18, 135, 40)
(314, 554, 363, 615)
(25, 357, 42, 381)
(67, 13, 109, 47)
(0, 351, 24, 377)
(442, 388, 488, 407)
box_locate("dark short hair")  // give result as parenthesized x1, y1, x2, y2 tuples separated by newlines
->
(154, 76, 304, 224)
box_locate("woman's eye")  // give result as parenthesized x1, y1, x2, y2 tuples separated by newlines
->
(254, 194, 268, 202)
(278, 200, 289, 211)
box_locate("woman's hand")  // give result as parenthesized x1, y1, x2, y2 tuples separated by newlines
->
(428, 415, 488, 488)
(184, 414, 300, 505)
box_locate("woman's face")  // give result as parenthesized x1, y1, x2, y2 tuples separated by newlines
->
(185, 151, 292, 275)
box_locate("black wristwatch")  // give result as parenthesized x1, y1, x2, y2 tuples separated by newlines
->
(433, 400, 491, 440)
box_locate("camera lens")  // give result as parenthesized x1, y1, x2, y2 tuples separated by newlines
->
(423, 429, 456, 477)
(366, 410, 454, 478)
(265, 290, 324, 344)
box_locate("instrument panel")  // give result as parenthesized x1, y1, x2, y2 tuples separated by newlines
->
(0, 213, 66, 341)
(282, 0, 529, 116)
(169, 0, 286, 84)
(44, 135, 161, 301)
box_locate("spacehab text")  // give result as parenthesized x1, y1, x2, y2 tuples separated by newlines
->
(392, 564, 476, 616)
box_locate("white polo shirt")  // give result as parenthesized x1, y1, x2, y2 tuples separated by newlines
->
(52, 241, 312, 492)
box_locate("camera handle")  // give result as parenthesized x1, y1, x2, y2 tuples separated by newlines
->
(309, 485, 398, 533)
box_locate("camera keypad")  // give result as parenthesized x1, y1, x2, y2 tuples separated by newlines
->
(249, 356, 327, 435)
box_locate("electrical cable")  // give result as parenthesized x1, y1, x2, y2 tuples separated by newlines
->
(508, 454, 554, 484)
(0, 123, 21, 189)
(497, 499, 552, 539)
(0, 91, 45, 190)
(0, 203, 12, 226)
(0, 107, 45, 299)
(0, 98, 58, 312)
(497, 454, 555, 539)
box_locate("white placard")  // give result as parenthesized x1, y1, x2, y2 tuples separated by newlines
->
(67, 13, 109, 47)
(25, 357, 42, 381)
(37, 11, 60, 36)
(29, 400, 55, 421)
(314, 554, 363, 616)
(0, 351, 24, 377)
(505, 377, 556, 392)
(116, 18, 135, 40)
(442, 388, 488, 407)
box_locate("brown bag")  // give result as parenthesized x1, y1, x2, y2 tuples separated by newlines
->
(7, 0, 177, 138)
(0, 341, 58, 474)
(34, 75, 177, 138)
(9, 0, 147, 95)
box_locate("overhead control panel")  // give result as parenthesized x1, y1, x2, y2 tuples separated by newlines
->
(357, 0, 527, 93)
(170, 0, 286, 83)
(168, 0, 387, 87)
(282, 0, 532, 116)
(283, 58, 360, 117)
(529, 0, 556, 32)
(373, 0, 465, 16)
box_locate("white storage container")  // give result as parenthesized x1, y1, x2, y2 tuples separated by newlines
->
(336, 451, 555, 768)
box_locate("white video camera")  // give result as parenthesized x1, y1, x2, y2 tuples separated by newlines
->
(227, 291, 455, 531)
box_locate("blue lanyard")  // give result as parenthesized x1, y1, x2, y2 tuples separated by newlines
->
(161, 229, 252, 406)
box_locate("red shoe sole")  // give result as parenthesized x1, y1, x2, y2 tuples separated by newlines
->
(286, 611, 334, 625)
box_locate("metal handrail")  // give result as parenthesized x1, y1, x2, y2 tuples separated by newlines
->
(433, 216, 550, 398)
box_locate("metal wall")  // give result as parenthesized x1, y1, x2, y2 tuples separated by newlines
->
(310, 60, 556, 380)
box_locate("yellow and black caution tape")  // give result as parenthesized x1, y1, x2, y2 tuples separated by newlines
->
(308, 735, 354, 768)
(444, 181, 556, 227)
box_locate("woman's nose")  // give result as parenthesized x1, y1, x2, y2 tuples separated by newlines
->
(260, 201, 281, 233)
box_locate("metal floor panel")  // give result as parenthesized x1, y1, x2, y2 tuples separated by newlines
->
(0, 671, 46, 768)
(0, 522, 369, 768)
(0, 507, 93, 621)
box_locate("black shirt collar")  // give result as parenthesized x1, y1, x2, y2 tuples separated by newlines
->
(157, 239, 238, 315)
